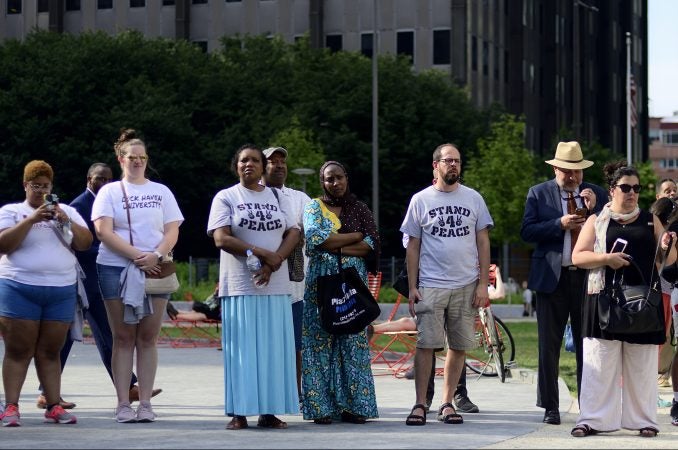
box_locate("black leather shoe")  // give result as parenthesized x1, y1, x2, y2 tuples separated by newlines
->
(543, 410, 561, 425)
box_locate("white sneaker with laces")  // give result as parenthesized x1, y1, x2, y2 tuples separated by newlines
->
(116, 402, 137, 423)
(136, 401, 156, 423)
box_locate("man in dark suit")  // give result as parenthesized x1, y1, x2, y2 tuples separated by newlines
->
(520, 142, 608, 425)
(37, 163, 160, 409)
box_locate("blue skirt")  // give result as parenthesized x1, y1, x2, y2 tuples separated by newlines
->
(221, 294, 299, 416)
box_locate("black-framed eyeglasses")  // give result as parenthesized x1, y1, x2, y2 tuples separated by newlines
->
(615, 183, 641, 193)
(437, 158, 461, 166)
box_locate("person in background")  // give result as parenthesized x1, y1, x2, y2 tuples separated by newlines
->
(93, 129, 183, 423)
(0, 160, 92, 426)
(262, 146, 311, 397)
(522, 280, 532, 317)
(39, 163, 162, 410)
(520, 141, 608, 425)
(208, 144, 300, 430)
(301, 161, 380, 425)
(570, 162, 676, 438)
(653, 180, 677, 392)
(401, 143, 493, 426)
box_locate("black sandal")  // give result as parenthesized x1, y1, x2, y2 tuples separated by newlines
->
(570, 424, 597, 437)
(313, 417, 332, 425)
(639, 427, 658, 437)
(405, 403, 427, 426)
(437, 402, 463, 424)
(341, 411, 367, 424)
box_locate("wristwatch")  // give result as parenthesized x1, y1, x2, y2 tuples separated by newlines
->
(153, 251, 164, 263)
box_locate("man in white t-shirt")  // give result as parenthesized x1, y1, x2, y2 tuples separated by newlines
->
(262, 146, 311, 397)
(401, 143, 493, 426)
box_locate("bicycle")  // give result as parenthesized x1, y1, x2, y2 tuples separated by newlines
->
(465, 305, 515, 383)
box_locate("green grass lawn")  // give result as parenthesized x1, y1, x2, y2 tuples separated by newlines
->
(372, 320, 578, 396)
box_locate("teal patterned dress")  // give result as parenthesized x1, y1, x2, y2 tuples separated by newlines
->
(300, 198, 379, 420)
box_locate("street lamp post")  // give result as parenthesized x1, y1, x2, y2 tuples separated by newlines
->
(292, 167, 315, 193)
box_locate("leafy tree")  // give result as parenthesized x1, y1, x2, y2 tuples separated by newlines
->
(464, 114, 538, 246)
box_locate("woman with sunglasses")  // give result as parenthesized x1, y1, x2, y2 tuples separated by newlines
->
(92, 129, 183, 423)
(0, 160, 92, 426)
(571, 161, 676, 438)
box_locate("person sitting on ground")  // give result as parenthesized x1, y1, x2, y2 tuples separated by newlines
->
(167, 284, 221, 322)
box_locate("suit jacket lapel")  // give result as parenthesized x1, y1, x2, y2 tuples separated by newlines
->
(548, 180, 562, 211)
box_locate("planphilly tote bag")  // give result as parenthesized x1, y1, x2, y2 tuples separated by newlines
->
(316, 251, 380, 335)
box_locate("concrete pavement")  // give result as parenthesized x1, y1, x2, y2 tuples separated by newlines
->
(1, 337, 677, 448)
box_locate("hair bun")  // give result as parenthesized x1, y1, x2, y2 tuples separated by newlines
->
(114, 128, 138, 154)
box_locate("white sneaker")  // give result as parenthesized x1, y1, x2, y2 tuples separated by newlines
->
(116, 402, 137, 423)
(136, 401, 156, 423)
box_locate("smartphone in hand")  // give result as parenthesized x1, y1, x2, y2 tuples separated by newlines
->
(610, 238, 628, 254)
(574, 207, 587, 218)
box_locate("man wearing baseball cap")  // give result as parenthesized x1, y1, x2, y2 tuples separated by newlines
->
(520, 142, 608, 425)
(262, 146, 311, 397)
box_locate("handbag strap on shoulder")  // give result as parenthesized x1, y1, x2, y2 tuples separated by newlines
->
(613, 234, 670, 289)
(120, 181, 134, 246)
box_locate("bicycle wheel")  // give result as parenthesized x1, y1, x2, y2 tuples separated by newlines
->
(465, 313, 515, 379)
(485, 311, 506, 382)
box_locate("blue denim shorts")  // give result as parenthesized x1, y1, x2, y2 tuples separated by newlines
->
(0, 278, 76, 322)
(97, 264, 171, 300)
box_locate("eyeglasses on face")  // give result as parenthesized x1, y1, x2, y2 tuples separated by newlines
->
(125, 155, 148, 162)
(28, 183, 52, 192)
(616, 183, 641, 193)
(437, 158, 461, 166)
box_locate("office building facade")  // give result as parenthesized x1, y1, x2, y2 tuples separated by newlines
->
(1, 0, 647, 159)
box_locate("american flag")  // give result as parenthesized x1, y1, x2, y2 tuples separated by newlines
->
(629, 75, 638, 129)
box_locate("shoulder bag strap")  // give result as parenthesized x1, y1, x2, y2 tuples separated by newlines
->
(119, 181, 133, 246)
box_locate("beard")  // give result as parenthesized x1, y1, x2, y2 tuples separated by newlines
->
(442, 172, 459, 185)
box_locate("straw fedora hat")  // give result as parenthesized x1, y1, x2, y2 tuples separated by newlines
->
(545, 141, 593, 170)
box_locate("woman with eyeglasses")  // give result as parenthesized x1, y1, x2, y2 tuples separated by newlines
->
(300, 161, 380, 425)
(571, 161, 677, 438)
(92, 129, 183, 423)
(0, 160, 92, 426)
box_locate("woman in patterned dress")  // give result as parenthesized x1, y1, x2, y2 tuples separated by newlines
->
(301, 161, 380, 424)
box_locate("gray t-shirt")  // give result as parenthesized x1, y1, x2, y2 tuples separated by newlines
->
(207, 184, 298, 297)
(400, 185, 493, 289)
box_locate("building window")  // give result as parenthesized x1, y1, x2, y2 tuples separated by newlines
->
(471, 36, 477, 71)
(65, 0, 81, 11)
(504, 50, 509, 83)
(325, 34, 342, 53)
(663, 131, 678, 145)
(192, 0, 207, 3)
(194, 41, 208, 52)
(361, 33, 373, 59)
(396, 31, 414, 63)
(433, 29, 450, 65)
(7, 0, 21, 14)
(482, 41, 489, 76)
(163, 0, 175, 5)
(225, 0, 242, 2)
(98, 0, 113, 8)
(38, 0, 49, 12)
(494, 45, 499, 80)
(130, 0, 145, 7)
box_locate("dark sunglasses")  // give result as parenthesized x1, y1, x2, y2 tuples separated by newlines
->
(616, 183, 641, 193)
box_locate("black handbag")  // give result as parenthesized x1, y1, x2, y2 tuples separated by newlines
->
(287, 240, 305, 282)
(393, 268, 410, 297)
(316, 252, 381, 335)
(597, 258, 665, 335)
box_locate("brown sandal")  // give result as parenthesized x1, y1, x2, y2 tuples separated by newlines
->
(257, 414, 288, 429)
(226, 415, 248, 430)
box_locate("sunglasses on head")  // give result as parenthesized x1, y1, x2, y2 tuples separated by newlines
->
(616, 183, 641, 193)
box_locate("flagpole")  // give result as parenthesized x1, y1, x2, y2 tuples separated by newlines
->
(626, 32, 632, 165)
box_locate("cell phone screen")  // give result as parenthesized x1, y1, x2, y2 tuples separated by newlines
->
(610, 238, 628, 253)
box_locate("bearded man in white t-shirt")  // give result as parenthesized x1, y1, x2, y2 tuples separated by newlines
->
(262, 146, 311, 397)
(400, 143, 493, 426)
